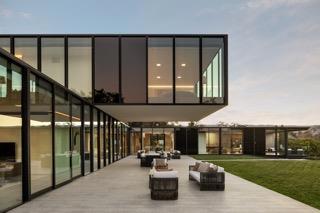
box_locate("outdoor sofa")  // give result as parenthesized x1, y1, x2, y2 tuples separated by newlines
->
(189, 162, 225, 191)
(140, 152, 161, 167)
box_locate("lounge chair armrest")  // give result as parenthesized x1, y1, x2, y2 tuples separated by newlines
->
(189, 165, 195, 171)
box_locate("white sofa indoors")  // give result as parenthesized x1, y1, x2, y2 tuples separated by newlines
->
(189, 161, 225, 191)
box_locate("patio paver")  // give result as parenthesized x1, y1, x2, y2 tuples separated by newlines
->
(10, 156, 319, 213)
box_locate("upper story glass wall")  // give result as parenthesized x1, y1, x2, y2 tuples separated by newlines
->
(148, 38, 173, 103)
(41, 37, 65, 85)
(68, 38, 92, 98)
(14, 38, 38, 69)
(2, 35, 227, 105)
(0, 37, 11, 52)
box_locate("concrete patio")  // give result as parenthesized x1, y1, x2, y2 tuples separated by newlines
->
(10, 156, 319, 213)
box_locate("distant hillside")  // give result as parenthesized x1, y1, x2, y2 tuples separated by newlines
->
(289, 126, 320, 140)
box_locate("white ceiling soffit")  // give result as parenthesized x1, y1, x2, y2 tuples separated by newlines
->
(97, 105, 225, 122)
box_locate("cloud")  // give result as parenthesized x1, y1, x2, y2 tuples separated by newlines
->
(245, 0, 314, 9)
(0, 8, 32, 19)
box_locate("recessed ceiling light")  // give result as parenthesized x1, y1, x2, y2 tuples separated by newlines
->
(177, 76, 182, 79)
(181, 63, 186, 67)
(156, 63, 161, 67)
(156, 76, 161, 79)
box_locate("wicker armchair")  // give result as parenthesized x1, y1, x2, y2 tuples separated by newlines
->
(189, 164, 225, 191)
(150, 177, 178, 200)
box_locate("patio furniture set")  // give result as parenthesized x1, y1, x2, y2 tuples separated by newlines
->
(138, 151, 225, 200)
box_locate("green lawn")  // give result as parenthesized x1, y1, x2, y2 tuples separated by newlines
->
(190, 154, 265, 161)
(191, 155, 320, 210)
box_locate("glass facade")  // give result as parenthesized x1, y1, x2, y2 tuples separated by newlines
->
(68, 38, 92, 98)
(0, 37, 11, 52)
(30, 74, 53, 194)
(202, 38, 224, 103)
(94, 37, 120, 103)
(71, 97, 82, 177)
(0, 58, 22, 211)
(0, 48, 131, 211)
(3, 35, 227, 105)
(198, 128, 219, 154)
(84, 105, 91, 175)
(175, 38, 200, 103)
(93, 109, 98, 171)
(121, 37, 147, 103)
(41, 38, 65, 85)
(55, 88, 71, 185)
(148, 38, 173, 103)
(14, 38, 38, 68)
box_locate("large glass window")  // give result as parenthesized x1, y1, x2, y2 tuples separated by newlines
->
(94, 37, 120, 103)
(100, 114, 104, 167)
(130, 128, 141, 155)
(266, 129, 276, 155)
(71, 97, 82, 177)
(198, 128, 219, 154)
(105, 116, 109, 164)
(68, 38, 92, 98)
(30, 75, 52, 194)
(93, 109, 98, 171)
(121, 37, 146, 103)
(0, 38, 11, 53)
(41, 38, 65, 85)
(84, 105, 91, 174)
(148, 38, 173, 103)
(202, 38, 224, 103)
(0, 58, 22, 211)
(221, 128, 231, 154)
(55, 88, 71, 185)
(14, 38, 38, 68)
(231, 129, 243, 154)
(175, 38, 200, 103)
(164, 128, 174, 152)
(277, 130, 286, 156)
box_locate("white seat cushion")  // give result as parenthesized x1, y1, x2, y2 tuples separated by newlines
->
(153, 170, 178, 178)
(217, 166, 224, 173)
(189, 171, 200, 182)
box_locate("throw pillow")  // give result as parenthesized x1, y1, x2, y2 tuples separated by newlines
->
(208, 164, 218, 173)
(197, 162, 210, 173)
(193, 162, 201, 171)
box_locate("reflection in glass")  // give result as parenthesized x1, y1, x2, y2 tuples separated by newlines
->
(0, 58, 22, 211)
(100, 114, 104, 167)
(84, 105, 91, 174)
(93, 109, 98, 171)
(14, 38, 38, 68)
(55, 88, 71, 185)
(265, 130, 276, 155)
(71, 97, 82, 177)
(94, 37, 120, 103)
(68, 38, 92, 97)
(202, 38, 224, 103)
(121, 37, 146, 103)
(130, 128, 141, 154)
(175, 38, 199, 103)
(198, 128, 219, 154)
(30, 75, 52, 194)
(148, 38, 173, 103)
(0, 38, 11, 52)
(41, 38, 65, 85)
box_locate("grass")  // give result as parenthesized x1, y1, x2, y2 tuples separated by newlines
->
(191, 155, 320, 210)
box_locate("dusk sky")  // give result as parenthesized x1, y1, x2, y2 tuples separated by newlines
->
(1, 0, 320, 125)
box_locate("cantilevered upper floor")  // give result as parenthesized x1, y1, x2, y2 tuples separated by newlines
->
(0, 34, 228, 121)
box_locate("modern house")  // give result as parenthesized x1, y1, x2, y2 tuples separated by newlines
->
(0, 34, 308, 212)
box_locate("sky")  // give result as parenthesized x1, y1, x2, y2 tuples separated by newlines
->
(0, 0, 320, 125)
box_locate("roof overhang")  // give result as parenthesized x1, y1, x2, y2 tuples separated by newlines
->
(97, 105, 225, 122)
